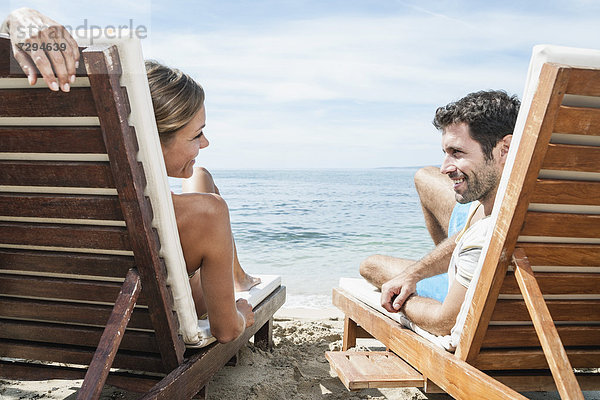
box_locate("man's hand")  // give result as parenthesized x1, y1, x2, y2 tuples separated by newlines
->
(380, 272, 418, 313)
(5, 8, 80, 91)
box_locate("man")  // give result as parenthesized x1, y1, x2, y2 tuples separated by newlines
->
(408, 167, 473, 304)
(360, 90, 520, 336)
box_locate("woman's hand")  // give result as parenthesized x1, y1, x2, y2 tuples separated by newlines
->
(236, 298, 255, 328)
(4, 8, 79, 91)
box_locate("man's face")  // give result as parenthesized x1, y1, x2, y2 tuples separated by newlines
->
(440, 123, 504, 207)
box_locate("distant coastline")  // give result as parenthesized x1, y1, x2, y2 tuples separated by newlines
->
(374, 165, 437, 170)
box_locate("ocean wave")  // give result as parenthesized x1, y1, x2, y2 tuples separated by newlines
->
(283, 294, 334, 309)
(175, 169, 436, 301)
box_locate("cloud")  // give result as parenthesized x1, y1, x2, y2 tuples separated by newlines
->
(148, 16, 483, 105)
(147, 10, 599, 110)
(4, 1, 598, 168)
(140, 7, 599, 168)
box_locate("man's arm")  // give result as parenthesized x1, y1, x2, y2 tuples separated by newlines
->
(2, 8, 79, 91)
(399, 279, 467, 336)
(378, 234, 457, 312)
(414, 234, 457, 277)
(395, 219, 490, 336)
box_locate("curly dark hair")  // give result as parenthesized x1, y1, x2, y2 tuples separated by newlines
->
(432, 90, 520, 160)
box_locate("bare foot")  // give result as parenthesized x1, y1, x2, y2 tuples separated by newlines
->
(236, 298, 255, 328)
(232, 243, 261, 290)
(234, 271, 261, 291)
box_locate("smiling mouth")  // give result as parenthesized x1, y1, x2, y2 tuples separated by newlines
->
(452, 177, 465, 189)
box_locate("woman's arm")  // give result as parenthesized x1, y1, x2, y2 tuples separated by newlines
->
(173, 192, 255, 343)
(2, 7, 79, 91)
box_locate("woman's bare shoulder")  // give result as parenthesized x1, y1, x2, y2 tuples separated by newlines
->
(171, 192, 228, 219)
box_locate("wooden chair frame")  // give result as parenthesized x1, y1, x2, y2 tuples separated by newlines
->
(0, 36, 285, 399)
(332, 62, 600, 399)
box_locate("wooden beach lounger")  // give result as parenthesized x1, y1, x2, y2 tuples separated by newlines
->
(326, 45, 600, 399)
(0, 34, 285, 398)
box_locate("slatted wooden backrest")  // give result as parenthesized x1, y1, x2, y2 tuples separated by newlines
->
(0, 36, 184, 374)
(455, 62, 600, 372)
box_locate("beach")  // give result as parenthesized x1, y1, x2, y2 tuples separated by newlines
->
(1, 307, 595, 399)
(1, 169, 589, 399)
(0, 307, 433, 400)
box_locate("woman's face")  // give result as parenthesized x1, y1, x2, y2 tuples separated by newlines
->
(161, 106, 209, 178)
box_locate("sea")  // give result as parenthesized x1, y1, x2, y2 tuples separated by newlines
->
(170, 168, 436, 310)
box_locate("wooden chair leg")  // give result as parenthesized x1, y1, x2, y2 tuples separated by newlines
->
(343, 316, 357, 350)
(423, 378, 446, 394)
(193, 385, 207, 399)
(513, 249, 584, 400)
(226, 352, 239, 366)
(77, 269, 142, 400)
(254, 318, 273, 351)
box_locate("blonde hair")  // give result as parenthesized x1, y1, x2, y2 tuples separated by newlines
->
(145, 60, 205, 143)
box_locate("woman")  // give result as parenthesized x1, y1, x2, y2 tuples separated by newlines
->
(146, 60, 258, 342)
(4, 8, 258, 344)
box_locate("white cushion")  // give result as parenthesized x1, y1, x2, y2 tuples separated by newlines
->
(339, 278, 454, 350)
(75, 33, 281, 347)
(74, 33, 201, 344)
(190, 275, 282, 348)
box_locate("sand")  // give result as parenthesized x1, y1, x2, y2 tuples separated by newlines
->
(0, 307, 430, 400)
(0, 308, 592, 399)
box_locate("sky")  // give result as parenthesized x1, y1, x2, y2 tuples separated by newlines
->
(4, 0, 600, 169)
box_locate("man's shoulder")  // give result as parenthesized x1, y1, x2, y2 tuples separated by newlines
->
(460, 215, 493, 250)
(452, 215, 493, 289)
(468, 201, 487, 225)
